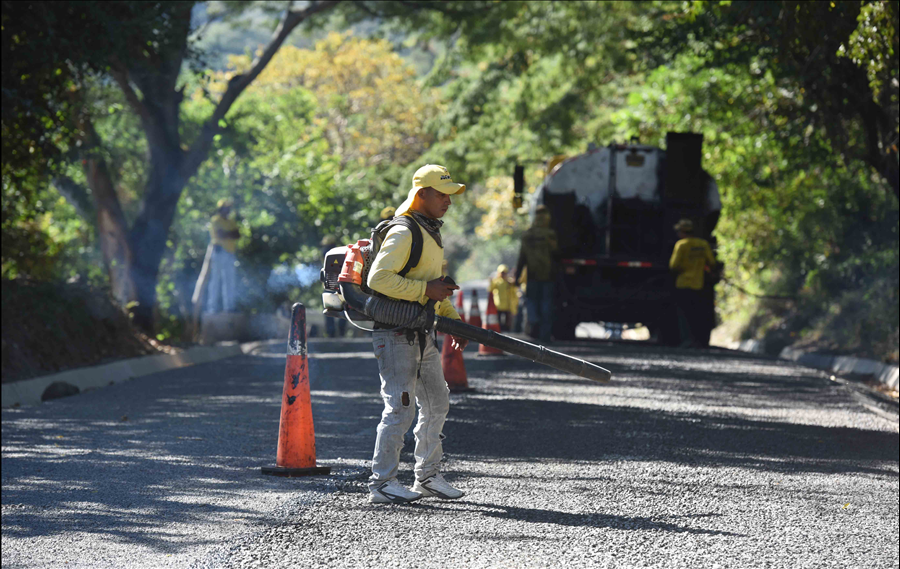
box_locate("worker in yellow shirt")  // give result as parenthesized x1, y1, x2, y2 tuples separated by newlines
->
(488, 264, 517, 331)
(365, 164, 468, 504)
(207, 199, 241, 313)
(669, 219, 716, 348)
(515, 205, 558, 342)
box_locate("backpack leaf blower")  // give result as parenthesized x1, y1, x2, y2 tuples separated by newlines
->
(319, 224, 611, 383)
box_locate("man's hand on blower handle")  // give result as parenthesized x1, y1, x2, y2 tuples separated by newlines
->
(425, 277, 468, 352)
(425, 278, 458, 301)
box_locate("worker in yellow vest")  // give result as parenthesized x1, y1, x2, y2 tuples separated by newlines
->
(488, 264, 517, 331)
(207, 199, 241, 313)
(669, 219, 716, 348)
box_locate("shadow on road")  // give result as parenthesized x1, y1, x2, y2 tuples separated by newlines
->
(1, 357, 317, 551)
(2, 339, 896, 556)
(413, 501, 745, 537)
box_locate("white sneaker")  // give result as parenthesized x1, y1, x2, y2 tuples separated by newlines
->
(369, 480, 422, 504)
(412, 473, 465, 500)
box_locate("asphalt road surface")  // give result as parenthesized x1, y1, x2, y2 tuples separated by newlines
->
(2, 337, 898, 569)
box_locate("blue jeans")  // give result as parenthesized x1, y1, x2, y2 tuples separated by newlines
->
(370, 330, 448, 487)
(525, 280, 555, 343)
(206, 246, 237, 313)
(513, 297, 526, 333)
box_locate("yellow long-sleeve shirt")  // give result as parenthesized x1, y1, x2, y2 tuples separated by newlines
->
(488, 276, 517, 312)
(669, 237, 715, 290)
(210, 214, 240, 254)
(367, 216, 461, 320)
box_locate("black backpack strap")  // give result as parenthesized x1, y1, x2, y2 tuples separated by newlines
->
(388, 216, 423, 278)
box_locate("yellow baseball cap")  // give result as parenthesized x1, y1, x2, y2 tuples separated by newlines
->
(396, 164, 466, 215)
(674, 218, 694, 232)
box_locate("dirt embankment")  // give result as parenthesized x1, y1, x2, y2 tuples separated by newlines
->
(1, 280, 168, 384)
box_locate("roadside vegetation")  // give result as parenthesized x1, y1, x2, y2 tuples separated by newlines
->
(2, 1, 897, 376)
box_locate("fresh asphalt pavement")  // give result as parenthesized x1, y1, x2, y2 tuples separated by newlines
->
(2, 336, 898, 569)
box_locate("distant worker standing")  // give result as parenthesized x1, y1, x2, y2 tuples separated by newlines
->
(515, 205, 558, 343)
(668, 219, 716, 348)
(206, 199, 241, 313)
(488, 264, 517, 332)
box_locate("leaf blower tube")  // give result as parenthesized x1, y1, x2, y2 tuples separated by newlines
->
(434, 316, 611, 383)
(337, 279, 611, 384)
(339, 281, 435, 331)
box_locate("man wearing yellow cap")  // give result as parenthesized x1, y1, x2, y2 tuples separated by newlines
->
(488, 264, 517, 332)
(365, 164, 469, 504)
(206, 198, 241, 313)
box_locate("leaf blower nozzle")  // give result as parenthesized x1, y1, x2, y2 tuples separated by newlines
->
(324, 241, 610, 383)
(337, 281, 610, 383)
(435, 316, 611, 383)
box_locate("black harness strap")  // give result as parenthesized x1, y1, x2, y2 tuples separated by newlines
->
(388, 216, 423, 278)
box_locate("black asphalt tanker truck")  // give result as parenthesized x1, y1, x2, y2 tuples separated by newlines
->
(519, 132, 721, 345)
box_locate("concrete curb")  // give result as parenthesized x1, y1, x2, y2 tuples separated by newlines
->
(779, 347, 899, 391)
(724, 339, 898, 392)
(734, 339, 767, 355)
(1, 342, 257, 408)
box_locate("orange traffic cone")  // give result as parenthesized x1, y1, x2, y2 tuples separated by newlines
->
(441, 327, 472, 392)
(479, 291, 505, 355)
(261, 303, 331, 477)
(468, 289, 482, 329)
(455, 289, 466, 324)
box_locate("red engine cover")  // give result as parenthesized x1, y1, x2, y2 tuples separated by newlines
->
(337, 240, 370, 285)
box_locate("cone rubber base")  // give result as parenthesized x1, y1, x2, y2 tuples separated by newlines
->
(261, 465, 331, 477)
(449, 386, 476, 393)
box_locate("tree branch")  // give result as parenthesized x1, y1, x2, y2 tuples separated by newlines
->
(189, 7, 228, 42)
(52, 174, 95, 221)
(109, 59, 152, 126)
(181, 0, 341, 180)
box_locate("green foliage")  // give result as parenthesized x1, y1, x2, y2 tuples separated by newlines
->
(616, 1, 899, 357)
(1, 1, 195, 180)
(419, 1, 641, 181)
(4, 13, 440, 340)
(158, 32, 441, 337)
(159, 84, 338, 332)
(3, 0, 897, 360)
(1, 170, 103, 282)
(609, 53, 897, 289)
(405, 0, 897, 358)
(841, 0, 898, 100)
(1, 1, 192, 283)
(638, 0, 899, 198)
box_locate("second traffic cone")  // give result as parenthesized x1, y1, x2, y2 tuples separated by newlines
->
(455, 289, 466, 324)
(441, 326, 472, 392)
(261, 303, 331, 477)
(468, 289, 482, 329)
(479, 291, 504, 355)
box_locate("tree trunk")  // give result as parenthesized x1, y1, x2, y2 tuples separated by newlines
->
(74, 115, 138, 309)
(128, 146, 188, 331)
(84, 159, 138, 309)
(93, 1, 339, 332)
